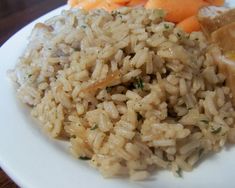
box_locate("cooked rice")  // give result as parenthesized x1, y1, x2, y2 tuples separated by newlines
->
(11, 7, 235, 180)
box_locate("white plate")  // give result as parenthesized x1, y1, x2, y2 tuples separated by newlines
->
(1, 3, 235, 188)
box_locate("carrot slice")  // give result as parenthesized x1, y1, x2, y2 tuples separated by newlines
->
(145, 0, 209, 23)
(75, 0, 103, 10)
(177, 15, 201, 33)
(127, 0, 147, 6)
(204, 0, 225, 6)
(109, 0, 131, 5)
(68, 0, 83, 7)
(97, 0, 122, 11)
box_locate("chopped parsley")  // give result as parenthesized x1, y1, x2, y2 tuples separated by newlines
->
(28, 74, 32, 78)
(79, 156, 91, 160)
(177, 33, 181, 38)
(200, 120, 209, 124)
(176, 168, 182, 177)
(133, 77, 144, 90)
(81, 25, 87, 29)
(154, 9, 165, 19)
(111, 11, 121, 17)
(164, 24, 170, 29)
(91, 124, 98, 130)
(211, 127, 222, 134)
(118, 15, 123, 19)
(106, 86, 113, 93)
(198, 148, 204, 157)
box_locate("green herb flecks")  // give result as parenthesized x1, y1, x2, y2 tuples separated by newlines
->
(91, 124, 98, 130)
(164, 24, 170, 29)
(154, 9, 165, 20)
(106, 86, 113, 93)
(198, 148, 204, 158)
(200, 120, 209, 124)
(211, 127, 222, 134)
(176, 168, 182, 177)
(111, 11, 121, 17)
(177, 33, 181, 38)
(81, 25, 87, 29)
(133, 77, 144, 90)
(79, 156, 91, 160)
(28, 74, 32, 78)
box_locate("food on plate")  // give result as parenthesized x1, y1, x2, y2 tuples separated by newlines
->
(198, 6, 235, 37)
(177, 15, 201, 33)
(198, 5, 235, 108)
(68, 0, 226, 33)
(211, 22, 235, 51)
(145, 0, 209, 23)
(10, 6, 235, 180)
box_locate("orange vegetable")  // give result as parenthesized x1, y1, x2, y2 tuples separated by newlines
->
(75, 0, 103, 10)
(98, 0, 122, 11)
(177, 15, 201, 33)
(144, 0, 154, 8)
(109, 0, 131, 5)
(68, 0, 83, 7)
(204, 0, 225, 6)
(145, 0, 209, 23)
(127, 0, 147, 6)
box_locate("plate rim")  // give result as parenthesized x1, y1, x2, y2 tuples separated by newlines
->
(0, 5, 68, 187)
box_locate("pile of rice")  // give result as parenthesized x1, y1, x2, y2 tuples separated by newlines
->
(11, 7, 235, 180)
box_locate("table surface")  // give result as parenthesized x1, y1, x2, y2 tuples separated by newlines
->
(0, 0, 65, 186)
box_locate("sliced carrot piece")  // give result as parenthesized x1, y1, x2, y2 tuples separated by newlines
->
(204, 0, 225, 6)
(97, 0, 122, 11)
(76, 0, 103, 10)
(145, 0, 209, 23)
(127, 0, 147, 6)
(68, 0, 83, 7)
(144, 0, 155, 9)
(109, 0, 131, 5)
(177, 15, 201, 33)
